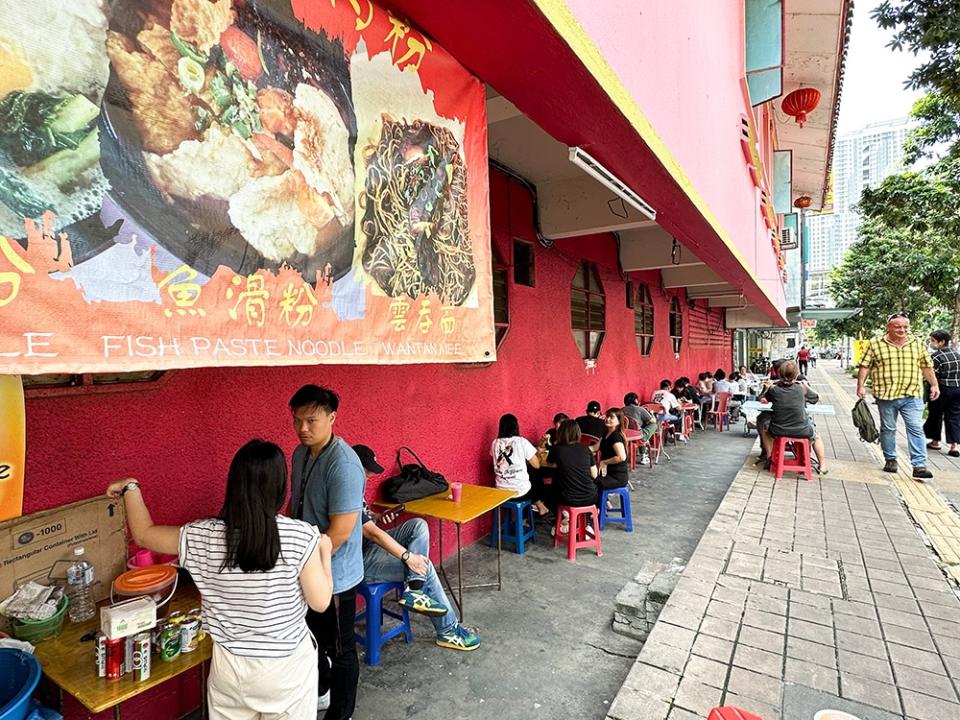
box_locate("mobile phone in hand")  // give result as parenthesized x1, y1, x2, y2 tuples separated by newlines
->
(380, 504, 405, 525)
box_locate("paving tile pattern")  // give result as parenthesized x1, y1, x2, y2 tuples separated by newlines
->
(607, 364, 960, 720)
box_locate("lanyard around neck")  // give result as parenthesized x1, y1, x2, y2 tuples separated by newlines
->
(295, 435, 335, 521)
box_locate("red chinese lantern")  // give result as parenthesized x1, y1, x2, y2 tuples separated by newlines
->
(782, 88, 821, 128)
(794, 195, 812, 209)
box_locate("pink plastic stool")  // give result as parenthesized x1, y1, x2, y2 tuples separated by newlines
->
(769, 436, 812, 481)
(552, 505, 602, 561)
(708, 707, 765, 720)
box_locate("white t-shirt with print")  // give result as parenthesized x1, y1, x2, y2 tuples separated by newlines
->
(652, 389, 680, 413)
(491, 436, 538, 496)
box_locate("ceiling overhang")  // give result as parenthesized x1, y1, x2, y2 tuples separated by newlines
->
(777, 0, 852, 210)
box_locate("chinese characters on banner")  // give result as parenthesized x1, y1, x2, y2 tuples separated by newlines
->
(0, 0, 492, 373)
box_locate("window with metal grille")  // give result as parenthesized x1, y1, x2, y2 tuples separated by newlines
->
(635, 284, 654, 356)
(669, 296, 683, 354)
(571, 262, 605, 359)
(513, 239, 535, 287)
(625, 280, 634, 309)
(492, 247, 509, 348)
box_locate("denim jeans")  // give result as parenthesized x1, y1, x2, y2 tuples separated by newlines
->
(876, 396, 927, 467)
(362, 518, 458, 636)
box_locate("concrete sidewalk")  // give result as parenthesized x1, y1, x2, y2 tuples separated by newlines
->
(350, 425, 755, 720)
(607, 362, 960, 720)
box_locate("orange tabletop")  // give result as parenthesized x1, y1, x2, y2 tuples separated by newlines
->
(34, 589, 211, 715)
(384, 484, 517, 524)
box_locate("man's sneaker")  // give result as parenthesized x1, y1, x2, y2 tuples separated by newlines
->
(436, 624, 480, 651)
(913, 466, 933, 480)
(883, 459, 898, 473)
(398, 589, 447, 616)
(639, 454, 651, 466)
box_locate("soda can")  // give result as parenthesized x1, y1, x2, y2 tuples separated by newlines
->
(188, 607, 205, 642)
(153, 620, 167, 653)
(132, 632, 152, 681)
(123, 636, 135, 675)
(105, 637, 124, 680)
(159, 623, 181, 662)
(95, 633, 106, 678)
(179, 616, 201, 653)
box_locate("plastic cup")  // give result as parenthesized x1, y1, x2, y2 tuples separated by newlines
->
(132, 549, 155, 567)
(450, 482, 463, 502)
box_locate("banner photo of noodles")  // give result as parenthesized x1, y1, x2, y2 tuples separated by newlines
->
(0, 0, 492, 373)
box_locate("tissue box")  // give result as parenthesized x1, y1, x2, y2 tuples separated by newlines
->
(100, 597, 156, 640)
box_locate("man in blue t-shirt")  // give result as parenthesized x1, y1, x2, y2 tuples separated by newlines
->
(289, 385, 364, 720)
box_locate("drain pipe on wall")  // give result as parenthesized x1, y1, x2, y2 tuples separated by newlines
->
(488, 159, 554, 248)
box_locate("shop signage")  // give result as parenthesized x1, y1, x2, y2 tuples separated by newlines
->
(0, 376, 25, 521)
(800, 319, 818, 328)
(0, 0, 491, 373)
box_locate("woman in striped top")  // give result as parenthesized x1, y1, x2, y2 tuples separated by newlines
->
(107, 439, 333, 720)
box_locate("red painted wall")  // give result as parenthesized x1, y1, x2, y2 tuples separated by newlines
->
(22, 169, 730, 718)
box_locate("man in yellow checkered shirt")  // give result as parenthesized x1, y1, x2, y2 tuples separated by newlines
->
(857, 313, 940, 480)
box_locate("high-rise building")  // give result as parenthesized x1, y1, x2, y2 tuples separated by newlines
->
(806, 117, 912, 306)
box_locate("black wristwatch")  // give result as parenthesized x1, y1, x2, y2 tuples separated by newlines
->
(401, 550, 411, 564)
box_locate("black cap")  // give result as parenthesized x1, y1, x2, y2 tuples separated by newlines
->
(352, 444, 384, 474)
(587, 400, 602, 414)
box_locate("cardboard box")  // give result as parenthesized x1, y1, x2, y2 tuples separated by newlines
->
(0, 496, 127, 613)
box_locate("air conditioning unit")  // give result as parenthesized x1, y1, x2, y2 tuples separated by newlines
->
(780, 227, 798, 250)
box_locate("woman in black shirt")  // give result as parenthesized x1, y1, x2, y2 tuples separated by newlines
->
(598, 408, 629, 491)
(925, 330, 960, 456)
(548, 420, 598, 508)
(760, 360, 828, 475)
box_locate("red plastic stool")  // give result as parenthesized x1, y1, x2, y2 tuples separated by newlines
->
(770, 436, 812, 481)
(708, 707, 765, 720)
(552, 505, 602, 561)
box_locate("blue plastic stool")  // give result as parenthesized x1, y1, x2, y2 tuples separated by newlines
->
(598, 487, 633, 532)
(490, 499, 536, 554)
(354, 582, 412, 666)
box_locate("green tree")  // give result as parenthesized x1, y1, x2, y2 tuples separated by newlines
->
(827, 221, 954, 338)
(874, 1, 960, 162)
(826, 4, 960, 339)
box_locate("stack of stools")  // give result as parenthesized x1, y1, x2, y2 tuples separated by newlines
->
(490, 499, 536, 555)
(354, 581, 412, 665)
(598, 487, 633, 532)
(552, 505, 602, 561)
(769, 436, 812, 481)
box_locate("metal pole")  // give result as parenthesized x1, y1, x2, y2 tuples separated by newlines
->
(456, 523, 464, 620)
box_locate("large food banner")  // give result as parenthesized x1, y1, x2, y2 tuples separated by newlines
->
(0, 0, 492, 372)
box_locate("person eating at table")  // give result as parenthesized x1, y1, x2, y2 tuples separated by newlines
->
(576, 400, 607, 445)
(353, 444, 480, 652)
(547, 419, 600, 537)
(492, 413, 548, 515)
(106, 439, 334, 720)
(652, 379, 686, 441)
(713, 369, 742, 422)
(540, 412, 571, 449)
(598, 408, 630, 494)
(622, 393, 657, 465)
(759, 360, 829, 476)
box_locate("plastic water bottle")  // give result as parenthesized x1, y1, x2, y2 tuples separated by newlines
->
(66, 546, 95, 622)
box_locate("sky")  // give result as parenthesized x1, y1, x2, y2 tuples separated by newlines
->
(836, 1, 925, 133)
